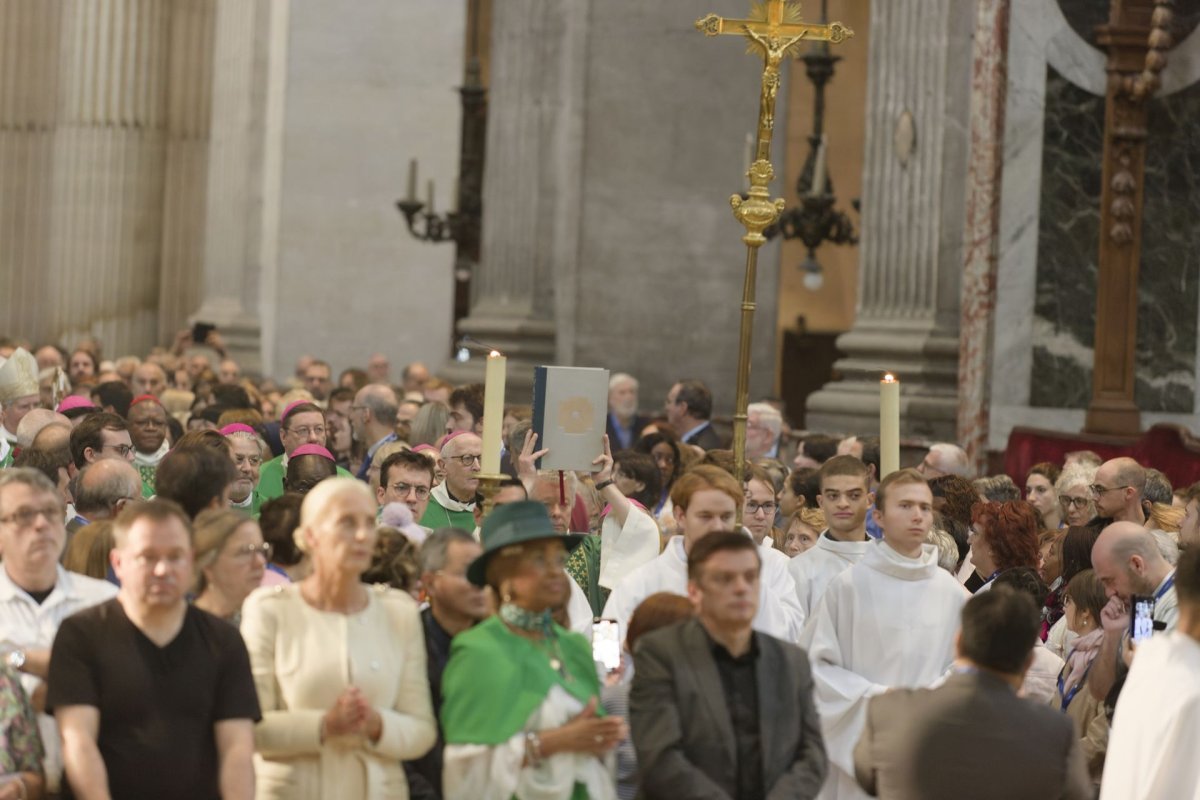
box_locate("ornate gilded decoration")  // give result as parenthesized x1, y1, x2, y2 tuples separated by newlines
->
(695, 0, 853, 504)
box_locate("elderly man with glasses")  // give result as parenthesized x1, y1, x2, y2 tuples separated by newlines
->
(422, 432, 482, 530)
(0, 468, 118, 797)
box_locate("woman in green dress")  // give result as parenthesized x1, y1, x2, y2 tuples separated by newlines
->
(441, 501, 624, 800)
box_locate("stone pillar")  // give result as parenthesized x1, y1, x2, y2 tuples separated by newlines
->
(441, 0, 588, 395)
(0, 0, 178, 357)
(175, 0, 288, 375)
(805, 0, 975, 441)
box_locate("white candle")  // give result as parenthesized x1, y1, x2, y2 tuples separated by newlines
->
(810, 135, 827, 197)
(880, 373, 899, 479)
(407, 158, 417, 201)
(481, 351, 507, 474)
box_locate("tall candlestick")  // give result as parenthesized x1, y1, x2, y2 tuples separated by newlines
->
(809, 135, 827, 197)
(481, 351, 507, 474)
(880, 373, 899, 479)
(426, 179, 435, 212)
(407, 158, 417, 201)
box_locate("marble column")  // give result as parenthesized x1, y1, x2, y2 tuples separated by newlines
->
(440, 0, 588, 394)
(0, 0, 177, 357)
(958, 0, 1012, 473)
(805, 0, 975, 442)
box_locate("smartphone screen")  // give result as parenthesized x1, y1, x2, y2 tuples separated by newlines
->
(592, 618, 621, 672)
(1130, 596, 1155, 644)
(192, 321, 215, 344)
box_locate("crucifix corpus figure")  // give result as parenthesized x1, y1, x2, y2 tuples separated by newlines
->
(694, 0, 852, 514)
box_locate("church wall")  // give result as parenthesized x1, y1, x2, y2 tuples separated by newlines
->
(563, 0, 783, 416)
(989, 0, 1200, 449)
(266, 0, 464, 380)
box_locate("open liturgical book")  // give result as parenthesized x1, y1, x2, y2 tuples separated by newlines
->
(531, 366, 609, 472)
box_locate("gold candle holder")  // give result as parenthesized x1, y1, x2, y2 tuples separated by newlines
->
(475, 472, 510, 523)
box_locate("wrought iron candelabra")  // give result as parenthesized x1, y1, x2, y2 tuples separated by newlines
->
(765, 0, 858, 291)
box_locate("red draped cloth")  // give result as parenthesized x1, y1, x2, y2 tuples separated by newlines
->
(1004, 424, 1200, 489)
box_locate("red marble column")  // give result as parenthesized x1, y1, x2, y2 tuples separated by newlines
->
(958, 0, 1011, 473)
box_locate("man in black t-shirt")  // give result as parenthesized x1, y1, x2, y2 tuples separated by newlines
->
(48, 499, 260, 800)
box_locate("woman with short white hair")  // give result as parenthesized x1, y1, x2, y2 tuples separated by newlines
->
(240, 478, 436, 799)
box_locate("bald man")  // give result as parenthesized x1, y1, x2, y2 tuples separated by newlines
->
(16, 409, 70, 451)
(72, 459, 143, 529)
(351, 383, 399, 481)
(1088, 521, 1178, 702)
(421, 433, 481, 529)
(1092, 457, 1146, 525)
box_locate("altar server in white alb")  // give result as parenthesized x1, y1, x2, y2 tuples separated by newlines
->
(603, 465, 805, 642)
(801, 468, 967, 800)
(1101, 545, 1200, 800)
(789, 455, 874, 618)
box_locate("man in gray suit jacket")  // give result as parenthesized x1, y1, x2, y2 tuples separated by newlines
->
(630, 531, 826, 799)
(853, 587, 1092, 800)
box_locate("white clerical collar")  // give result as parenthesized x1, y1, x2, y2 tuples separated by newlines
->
(0, 437, 9, 463)
(231, 493, 254, 510)
(431, 481, 475, 512)
(133, 438, 170, 468)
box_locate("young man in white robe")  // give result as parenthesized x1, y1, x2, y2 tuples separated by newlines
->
(1100, 545, 1200, 800)
(789, 455, 874, 618)
(801, 468, 966, 800)
(602, 464, 805, 642)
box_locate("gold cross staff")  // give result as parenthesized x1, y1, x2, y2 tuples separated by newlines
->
(695, 0, 852, 517)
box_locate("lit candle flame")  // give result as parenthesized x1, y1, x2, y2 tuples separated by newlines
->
(883, 373, 896, 383)
(489, 350, 501, 358)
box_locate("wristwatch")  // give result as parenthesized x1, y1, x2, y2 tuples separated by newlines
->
(5, 647, 25, 671)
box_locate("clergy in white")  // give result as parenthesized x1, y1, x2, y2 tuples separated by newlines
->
(801, 468, 966, 800)
(603, 465, 805, 642)
(1100, 547, 1200, 800)
(789, 455, 874, 617)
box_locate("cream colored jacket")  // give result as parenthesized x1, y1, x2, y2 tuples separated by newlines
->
(241, 583, 437, 800)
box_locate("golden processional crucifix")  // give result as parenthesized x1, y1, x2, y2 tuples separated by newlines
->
(695, 0, 852, 512)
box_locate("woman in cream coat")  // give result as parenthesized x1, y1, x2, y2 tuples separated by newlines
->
(241, 478, 437, 799)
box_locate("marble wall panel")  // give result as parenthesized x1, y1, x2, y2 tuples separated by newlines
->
(1031, 67, 1200, 414)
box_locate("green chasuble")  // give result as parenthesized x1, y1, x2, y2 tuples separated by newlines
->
(0, 451, 12, 469)
(256, 455, 353, 503)
(420, 495, 476, 531)
(566, 534, 607, 618)
(137, 465, 156, 498)
(442, 616, 600, 799)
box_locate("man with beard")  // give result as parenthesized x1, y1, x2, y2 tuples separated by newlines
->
(127, 395, 171, 497)
(605, 373, 648, 451)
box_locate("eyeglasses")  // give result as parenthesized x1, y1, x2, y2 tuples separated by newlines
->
(745, 501, 778, 516)
(388, 482, 431, 499)
(1090, 484, 1130, 497)
(448, 454, 482, 467)
(1059, 496, 1092, 510)
(0, 505, 64, 527)
(227, 542, 273, 562)
(101, 444, 134, 457)
(288, 426, 327, 439)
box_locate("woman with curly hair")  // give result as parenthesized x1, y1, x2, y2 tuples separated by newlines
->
(969, 500, 1042, 591)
